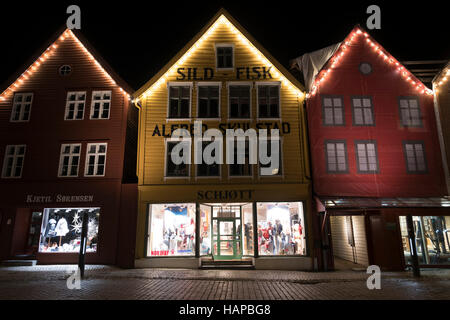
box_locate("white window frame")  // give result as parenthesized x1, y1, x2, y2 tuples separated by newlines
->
(352, 96, 375, 126)
(258, 136, 284, 178)
(84, 143, 108, 177)
(195, 140, 222, 179)
(355, 141, 379, 174)
(58, 144, 82, 178)
(167, 82, 193, 121)
(256, 82, 281, 120)
(227, 82, 253, 120)
(215, 43, 235, 71)
(64, 92, 86, 121)
(10, 93, 33, 122)
(227, 139, 254, 179)
(403, 141, 427, 173)
(164, 138, 191, 180)
(196, 82, 222, 120)
(90, 91, 112, 120)
(2, 145, 26, 179)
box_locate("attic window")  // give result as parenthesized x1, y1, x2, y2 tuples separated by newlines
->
(359, 62, 372, 75)
(216, 44, 234, 69)
(59, 65, 72, 76)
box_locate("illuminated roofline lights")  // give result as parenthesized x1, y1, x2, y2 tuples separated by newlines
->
(137, 14, 304, 103)
(0, 29, 131, 102)
(306, 27, 433, 99)
(434, 65, 450, 93)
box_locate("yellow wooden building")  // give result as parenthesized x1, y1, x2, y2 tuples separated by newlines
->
(133, 9, 312, 270)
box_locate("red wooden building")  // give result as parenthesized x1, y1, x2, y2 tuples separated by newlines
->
(0, 28, 138, 268)
(293, 26, 450, 271)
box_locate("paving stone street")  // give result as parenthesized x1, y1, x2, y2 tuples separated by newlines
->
(0, 265, 450, 300)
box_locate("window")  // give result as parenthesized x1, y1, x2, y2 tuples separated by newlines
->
(399, 97, 422, 127)
(2, 145, 26, 178)
(257, 84, 280, 119)
(403, 142, 427, 173)
(59, 65, 72, 76)
(229, 141, 252, 177)
(197, 141, 220, 177)
(229, 85, 251, 119)
(84, 143, 107, 177)
(147, 203, 196, 256)
(168, 85, 191, 119)
(39, 208, 99, 253)
(257, 202, 306, 256)
(325, 140, 348, 173)
(352, 96, 374, 125)
(58, 144, 81, 177)
(198, 84, 220, 118)
(259, 138, 282, 176)
(10, 93, 33, 122)
(355, 141, 379, 173)
(90, 91, 111, 119)
(216, 45, 233, 69)
(65, 92, 86, 120)
(322, 95, 344, 125)
(166, 141, 190, 177)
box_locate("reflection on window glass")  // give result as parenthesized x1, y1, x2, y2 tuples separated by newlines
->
(148, 204, 196, 256)
(39, 208, 99, 253)
(242, 204, 253, 256)
(257, 202, 306, 256)
(200, 205, 211, 256)
(400, 216, 450, 265)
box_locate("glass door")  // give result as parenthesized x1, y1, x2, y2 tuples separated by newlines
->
(211, 205, 243, 260)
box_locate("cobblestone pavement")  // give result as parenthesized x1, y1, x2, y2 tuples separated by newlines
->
(0, 266, 449, 300)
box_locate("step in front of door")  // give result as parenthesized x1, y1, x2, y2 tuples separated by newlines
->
(0, 260, 37, 267)
(200, 259, 254, 269)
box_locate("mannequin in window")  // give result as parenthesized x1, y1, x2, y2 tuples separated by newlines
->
(55, 216, 69, 249)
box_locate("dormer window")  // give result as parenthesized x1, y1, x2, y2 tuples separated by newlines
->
(216, 44, 234, 70)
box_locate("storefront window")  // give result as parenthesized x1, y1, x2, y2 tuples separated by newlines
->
(39, 208, 99, 253)
(200, 205, 211, 255)
(147, 203, 196, 256)
(242, 204, 253, 256)
(400, 216, 450, 265)
(257, 202, 306, 256)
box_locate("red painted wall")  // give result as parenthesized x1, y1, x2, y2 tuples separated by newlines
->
(307, 33, 446, 197)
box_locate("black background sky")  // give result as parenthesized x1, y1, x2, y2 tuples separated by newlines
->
(0, 1, 449, 90)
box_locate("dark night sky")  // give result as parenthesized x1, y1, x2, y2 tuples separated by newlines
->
(0, 1, 449, 90)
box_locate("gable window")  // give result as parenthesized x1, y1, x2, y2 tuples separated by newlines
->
(355, 141, 379, 173)
(197, 141, 220, 177)
(59, 65, 72, 76)
(85, 143, 107, 177)
(90, 91, 111, 120)
(168, 85, 191, 119)
(352, 96, 374, 125)
(403, 142, 427, 173)
(399, 97, 422, 127)
(216, 45, 234, 69)
(2, 145, 26, 178)
(65, 92, 86, 120)
(229, 141, 252, 177)
(58, 144, 81, 177)
(229, 85, 251, 119)
(325, 140, 348, 173)
(322, 95, 344, 125)
(166, 141, 190, 177)
(259, 138, 282, 176)
(257, 83, 280, 119)
(198, 84, 220, 118)
(10, 93, 33, 122)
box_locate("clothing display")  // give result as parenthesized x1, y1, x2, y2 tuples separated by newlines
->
(55, 217, 69, 237)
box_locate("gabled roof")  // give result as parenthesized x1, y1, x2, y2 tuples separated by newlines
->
(298, 25, 433, 98)
(433, 61, 450, 90)
(0, 27, 133, 101)
(134, 8, 304, 100)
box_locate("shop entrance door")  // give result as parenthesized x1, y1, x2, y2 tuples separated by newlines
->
(211, 205, 242, 260)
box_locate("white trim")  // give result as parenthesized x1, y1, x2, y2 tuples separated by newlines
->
(255, 81, 282, 121)
(167, 82, 193, 120)
(64, 91, 86, 121)
(257, 136, 284, 179)
(89, 91, 112, 120)
(227, 82, 253, 120)
(10, 93, 33, 123)
(1, 144, 26, 179)
(196, 81, 222, 120)
(164, 138, 191, 180)
(226, 140, 254, 179)
(194, 140, 222, 179)
(214, 43, 235, 71)
(57, 143, 82, 178)
(84, 143, 108, 177)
